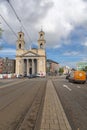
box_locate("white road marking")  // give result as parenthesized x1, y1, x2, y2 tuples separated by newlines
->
(63, 84, 72, 91)
(77, 86, 81, 88)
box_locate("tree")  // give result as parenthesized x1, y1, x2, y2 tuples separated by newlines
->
(82, 66, 87, 72)
(59, 67, 64, 74)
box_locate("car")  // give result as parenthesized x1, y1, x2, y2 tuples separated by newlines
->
(17, 74, 23, 78)
(68, 71, 86, 84)
(36, 73, 41, 77)
(36, 73, 45, 78)
(27, 74, 36, 78)
(66, 74, 70, 79)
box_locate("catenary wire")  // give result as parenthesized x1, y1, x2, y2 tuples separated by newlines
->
(0, 14, 18, 38)
(6, 0, 33, 49)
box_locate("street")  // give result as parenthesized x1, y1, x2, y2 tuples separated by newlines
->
(0, 77, 87, 130)
(0, 78, 46, 130)
(53, 76, 87, 130)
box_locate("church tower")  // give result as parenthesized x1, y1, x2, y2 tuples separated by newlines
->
(38, 29, 46, 49)
(16, 30, 46, 76)
(17, 31, 25, 50)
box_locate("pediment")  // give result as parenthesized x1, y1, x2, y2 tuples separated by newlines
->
(24, 53, 35, 56)
(22, 51, 39, 57)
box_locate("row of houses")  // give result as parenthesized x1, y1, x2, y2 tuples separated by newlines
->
(1, 57, 87, 75)
(0, 57, 60, 74)
(63, 62, 87, 74)
(0, 57, 15, 74)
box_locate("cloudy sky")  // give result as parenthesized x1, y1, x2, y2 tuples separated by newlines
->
(0, 0, 87, 68)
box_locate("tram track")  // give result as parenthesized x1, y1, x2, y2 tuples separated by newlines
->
(0, 80, 28, 97)
(0, 79, 46, 130)
(0, 79, 37, 98)
(0, 81, 36, 111)
(13, 81, 47, 130)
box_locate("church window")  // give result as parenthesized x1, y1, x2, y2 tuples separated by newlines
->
(19, 44, 21, 49)
(20, 34, 22, 38)
(40, 34, 43, 38)
(40, 43, 43, 49)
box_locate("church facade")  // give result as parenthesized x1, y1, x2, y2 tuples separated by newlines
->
(16, 30, 46, 76)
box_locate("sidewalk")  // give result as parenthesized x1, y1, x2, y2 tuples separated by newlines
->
(40, 79, 72, 130)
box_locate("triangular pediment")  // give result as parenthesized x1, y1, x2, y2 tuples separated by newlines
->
(22, 51, 39, 57)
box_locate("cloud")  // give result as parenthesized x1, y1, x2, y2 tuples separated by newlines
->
(61, 61, 76, 68)
(83, 42, 87, 46)
(0, 48, 16, 55)
(53, 44, 62, 49)
(82, 57, 87, 61)
(1, 0, 87, 67)
(0, 0, 87, 48)
(63, 51, 80, 56)
(82, 40, 87, 46)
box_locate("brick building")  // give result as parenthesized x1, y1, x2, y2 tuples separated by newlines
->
(0, 57, 15, 74)
(0, 58, 3, 73)
(47, 59, 60, 74)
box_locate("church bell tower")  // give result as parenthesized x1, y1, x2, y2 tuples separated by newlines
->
(17, 31, 25, 50)
(38, 29, 46, 49)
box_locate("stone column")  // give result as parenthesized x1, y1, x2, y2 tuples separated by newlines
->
(19, 59, 21, 75)
(22, 59, 24, 75)
(21, 59, 23, 74)
(16, 59, 20, 75)
(32, 59, 35, 74)
(24, 59, 27, 75)
(37, 59, 39, 73)
(27, 59, 29, 76)
(35, 59, 37, 73)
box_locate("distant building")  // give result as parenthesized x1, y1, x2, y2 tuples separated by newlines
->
(47, 59, 60, 73)
(77, 62, 87, 70)
(0, 57, 15, 74)
(63, 66, 71, 74)
(0, 58, 3, 73)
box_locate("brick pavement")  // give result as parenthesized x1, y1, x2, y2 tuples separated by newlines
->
(40, 79, 72, 130)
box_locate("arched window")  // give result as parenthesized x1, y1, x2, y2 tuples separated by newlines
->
(40, 43, 43, 49)
(20, 34, 21, 38)
(40, 34, 43, 38)
(19, 44, 21, 49)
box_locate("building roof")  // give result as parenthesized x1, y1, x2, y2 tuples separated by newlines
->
(47, 59, 59, 64)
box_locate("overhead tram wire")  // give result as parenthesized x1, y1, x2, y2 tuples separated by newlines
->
(6, 0, 21, 22)
(0, 14, 17, 38)
(6, 0, 33, 49)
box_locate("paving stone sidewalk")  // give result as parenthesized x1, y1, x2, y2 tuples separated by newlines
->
(40, 79, 72, 130)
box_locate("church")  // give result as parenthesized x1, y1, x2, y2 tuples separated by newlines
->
(16, 30, 46, 76)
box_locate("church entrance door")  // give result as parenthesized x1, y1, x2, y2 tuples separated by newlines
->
(29, 68, 32, 75)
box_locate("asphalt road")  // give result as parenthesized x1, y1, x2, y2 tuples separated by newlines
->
(0, 78, 46, 130)
(0, 77, 87, 130)
(53, 76, 87, 130)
